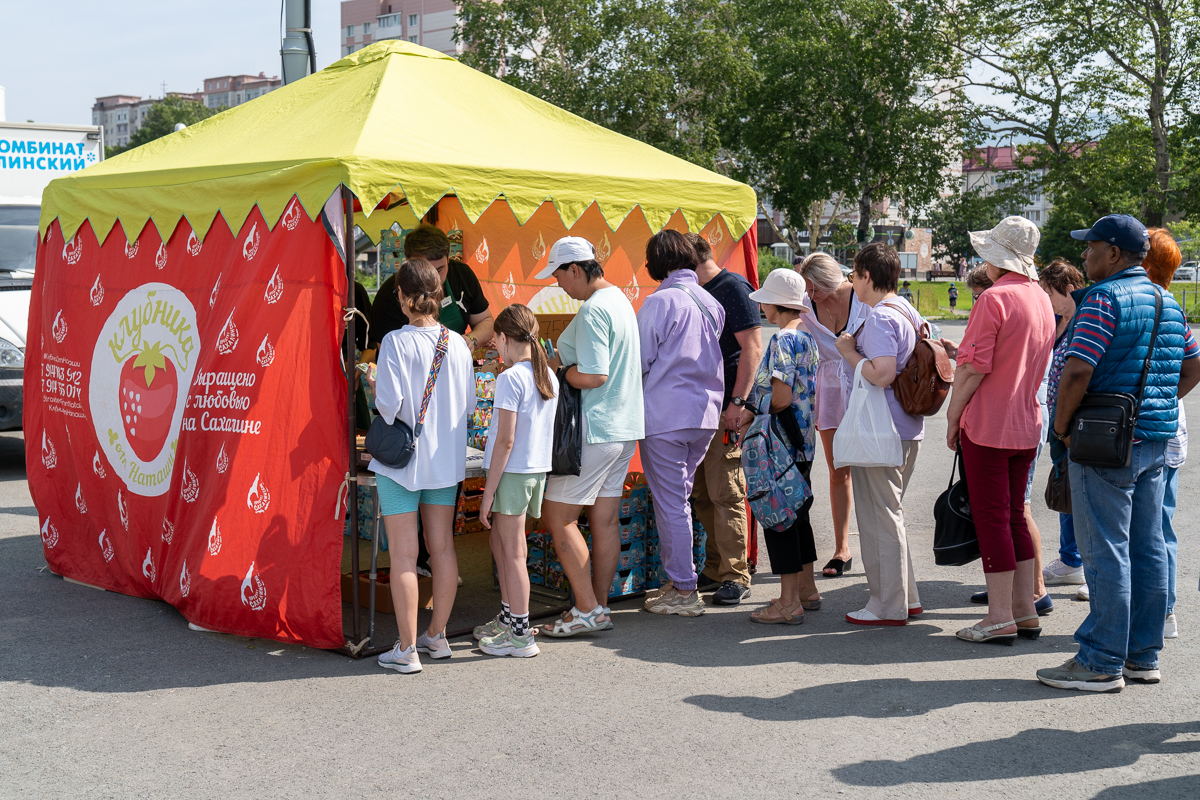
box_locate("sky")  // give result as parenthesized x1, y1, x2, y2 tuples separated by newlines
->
(0, 1, 343, 125)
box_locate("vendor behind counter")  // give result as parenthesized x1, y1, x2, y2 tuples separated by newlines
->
(371, 224, 494, 349)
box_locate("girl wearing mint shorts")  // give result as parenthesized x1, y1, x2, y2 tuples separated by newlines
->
(368, 259, 475, 675)
(476, 305, 559, 658)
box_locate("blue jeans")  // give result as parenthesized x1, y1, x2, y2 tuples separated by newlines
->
(1163, 465, 1179, 615)
(1058, 514, 1081, 568)
(1070, 440, 1169, 674)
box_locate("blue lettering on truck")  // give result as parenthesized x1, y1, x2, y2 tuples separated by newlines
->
(0, 139, 92, 171)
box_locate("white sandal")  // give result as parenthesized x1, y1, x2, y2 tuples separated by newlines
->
(539, 606, 611, 638)
(955, 619, 1018, 645)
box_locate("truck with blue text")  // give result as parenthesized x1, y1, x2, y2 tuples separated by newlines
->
(0, 119, 104, 429)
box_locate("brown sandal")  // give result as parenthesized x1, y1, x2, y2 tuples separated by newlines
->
(750, 600, 806, 625)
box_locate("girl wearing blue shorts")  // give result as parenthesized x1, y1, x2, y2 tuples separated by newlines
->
(369, 258, 475, 674)
(475, 305, 559, 658)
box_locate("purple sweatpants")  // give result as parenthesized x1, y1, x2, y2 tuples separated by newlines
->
(641, 428, 715, 591)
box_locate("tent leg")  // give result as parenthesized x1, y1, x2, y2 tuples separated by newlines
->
(368, 483, 380, 647)
(343, 184, 361, 647)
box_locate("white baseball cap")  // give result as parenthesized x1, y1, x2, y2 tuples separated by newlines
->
(535, 236, 597, 280)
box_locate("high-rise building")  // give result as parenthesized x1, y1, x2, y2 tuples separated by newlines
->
(341, 1, 462, 58)
(93, 72, 280, 149)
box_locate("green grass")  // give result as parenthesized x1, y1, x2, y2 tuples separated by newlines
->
(901, 281, 976, 320)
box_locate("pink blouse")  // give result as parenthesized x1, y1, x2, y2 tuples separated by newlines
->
(956, 272, 1054, 450)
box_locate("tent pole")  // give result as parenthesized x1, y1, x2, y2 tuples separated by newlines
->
(343, 184, 361, 648)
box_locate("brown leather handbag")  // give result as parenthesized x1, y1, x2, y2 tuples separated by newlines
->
(881, 301, 955, 416)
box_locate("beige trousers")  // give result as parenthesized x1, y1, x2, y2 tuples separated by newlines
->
(691, 435, 751, 586)
(850, 440, 922, 621)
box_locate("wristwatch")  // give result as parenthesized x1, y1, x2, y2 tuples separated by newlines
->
(730, 396, 747, 408)
(1052, 428, 1070, 443)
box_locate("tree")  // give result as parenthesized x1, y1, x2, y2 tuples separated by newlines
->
(732, 0, 964, 246)
(456, 0, 748, 168)
(926, 181, 1032, 266)
(940, 0, 1200, 226)
(106, 95, 216, 157)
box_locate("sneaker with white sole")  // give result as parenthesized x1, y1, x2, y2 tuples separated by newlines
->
(1043, 558, 1085, 585)
(1165, 613, 1179, 639)
(1036, 658, 1124, 692)
(1076, 583, 1090, 601)
(479, 628, 540, 658)
(378, 641, 422, 674)
(1123, 662, 1161, 684)
(416, 630, 452, 659)
(644, 586, 705, 616)
(473, 615, 508, 641)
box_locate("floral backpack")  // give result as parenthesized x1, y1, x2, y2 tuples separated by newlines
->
(741, 387, 812, 532)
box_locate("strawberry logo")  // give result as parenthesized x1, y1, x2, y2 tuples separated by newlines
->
(90, 275, 105, 306)
(180, 560, 191, 597)
(155, 242, 168, 270)
(75, 483, 87, 514)
(99, 529, 114, 562)
(119, 342, 179, 462)
(142, 547, 156, 582)
(40, 517, 59, 549)
(241, 562, 267, 610)
(125, 238, 139, 259)
(187, 230, 202, 256)
(162, 518, 174, 544)
(41, 431, 57, 470)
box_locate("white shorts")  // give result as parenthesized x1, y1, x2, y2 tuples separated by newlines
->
(545, 440, 637, 507)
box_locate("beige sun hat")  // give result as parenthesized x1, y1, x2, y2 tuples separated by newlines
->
(748, 268, 811, 311)
(969, 216, 1041, 281)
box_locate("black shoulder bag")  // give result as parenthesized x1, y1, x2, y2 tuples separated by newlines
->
(1068, 286, 1161, 469)
(933, 447, 980, 566)
(365, 326, 450, 468)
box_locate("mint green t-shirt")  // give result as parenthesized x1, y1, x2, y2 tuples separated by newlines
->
(556, 286, 645, 444)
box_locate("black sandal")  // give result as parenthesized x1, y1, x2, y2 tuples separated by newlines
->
(822, 557, 852, 577)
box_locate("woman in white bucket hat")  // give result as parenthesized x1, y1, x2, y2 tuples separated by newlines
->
(736, 268, 822, 624)
(945, 216, 1055, 644)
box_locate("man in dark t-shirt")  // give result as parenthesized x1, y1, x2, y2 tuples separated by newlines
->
(370, 224, 494, 348)
(685, 233, 763, 605)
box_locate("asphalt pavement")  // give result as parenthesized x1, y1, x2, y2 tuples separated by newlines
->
(2, 319, 1199, 798)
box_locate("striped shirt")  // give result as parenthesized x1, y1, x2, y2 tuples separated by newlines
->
(1067, 293, 1200, 366)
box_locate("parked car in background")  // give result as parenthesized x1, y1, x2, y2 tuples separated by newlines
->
(1176, 261, 1198, 282)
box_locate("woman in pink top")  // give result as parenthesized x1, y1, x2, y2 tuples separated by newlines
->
(946, 217, 1054, 645)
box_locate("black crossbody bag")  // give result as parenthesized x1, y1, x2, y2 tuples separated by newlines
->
(1068, 286, 1161, 469)
(365, 326, 449, 468)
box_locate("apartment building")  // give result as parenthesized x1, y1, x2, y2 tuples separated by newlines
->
(201, 73, 282, 110)
(93, 72, 280, 148)
(341, 0, 462, 58)
(962, 146, 1051, 227)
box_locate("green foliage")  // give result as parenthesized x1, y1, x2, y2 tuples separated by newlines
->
(1168, 221, 1200, 262)
(733, 0, 964, 243)
(106, 95, 216, 158)
(456, 0, 747, 168)
(926, 180, 1033, 267)
(757, 248, 793, 286)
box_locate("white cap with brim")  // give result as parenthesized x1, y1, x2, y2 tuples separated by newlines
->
(534, 236, 597, 280)
(748, 268, 811, 312)
(969, 216, 1040, 281)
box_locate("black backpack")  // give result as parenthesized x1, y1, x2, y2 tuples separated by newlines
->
(933, 448, 980, 566)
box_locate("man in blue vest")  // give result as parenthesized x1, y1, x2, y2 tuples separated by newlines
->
(1038, 215, 1200, 692)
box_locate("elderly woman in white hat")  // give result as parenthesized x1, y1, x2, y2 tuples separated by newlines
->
(736, 268, 821, 624)
(945, 216, 1055, 644)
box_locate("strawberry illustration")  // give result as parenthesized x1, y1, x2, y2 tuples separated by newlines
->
(119, 342, 178, 461)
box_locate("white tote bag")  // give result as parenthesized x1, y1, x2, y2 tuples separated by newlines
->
(833, 360, 904, 469)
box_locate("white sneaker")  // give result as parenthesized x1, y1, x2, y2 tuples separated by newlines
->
(1165, 614, 1179, 639)
(1043, 559, 1085, 585)
(416, 630, 452, 659)
(378, 642, 422, 674)
(1076, 583, 1090, 601)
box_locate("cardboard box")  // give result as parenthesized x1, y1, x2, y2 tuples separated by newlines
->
(341, 571, 433, 614)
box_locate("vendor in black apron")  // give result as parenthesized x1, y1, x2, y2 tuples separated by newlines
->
(371, 223, 494, 347)
(368, 224, 494, 575)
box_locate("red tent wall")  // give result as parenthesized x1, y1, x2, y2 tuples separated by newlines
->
(27, 202, 348, 648)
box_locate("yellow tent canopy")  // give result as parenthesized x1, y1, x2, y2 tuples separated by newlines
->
(40, 41, 756, 247)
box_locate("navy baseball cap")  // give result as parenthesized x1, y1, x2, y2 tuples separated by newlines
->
(1071, 214, 1149, 253)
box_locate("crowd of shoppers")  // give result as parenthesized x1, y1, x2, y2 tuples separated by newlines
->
(364, 216, 1197, 691)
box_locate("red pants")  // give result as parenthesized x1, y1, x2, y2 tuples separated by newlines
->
(961, 430, 1037, 573)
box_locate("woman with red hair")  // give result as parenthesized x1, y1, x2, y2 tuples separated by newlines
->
(1144, 228, 1186, 640)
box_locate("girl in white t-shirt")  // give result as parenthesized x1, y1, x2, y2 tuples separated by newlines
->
(475, 304, 558, 658)
(370, 259, 475, 675)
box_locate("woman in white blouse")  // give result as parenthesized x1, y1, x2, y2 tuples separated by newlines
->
(796, 253, 870, 577)
(369, 258, 476, 674)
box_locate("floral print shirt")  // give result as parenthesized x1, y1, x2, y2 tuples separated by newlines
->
(747, 327, 819, 461)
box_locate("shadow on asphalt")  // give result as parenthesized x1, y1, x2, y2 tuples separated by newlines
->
(827, 722, 1200, 786)
(1091, 775, 1200, 798)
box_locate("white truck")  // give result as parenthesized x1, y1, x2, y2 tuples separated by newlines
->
(0, 118, 104, 429)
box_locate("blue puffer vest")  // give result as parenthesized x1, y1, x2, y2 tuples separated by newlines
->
(1069, 266, 1187, 441)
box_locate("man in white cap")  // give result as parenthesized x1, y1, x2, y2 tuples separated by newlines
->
(535, 237, 645, 637)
